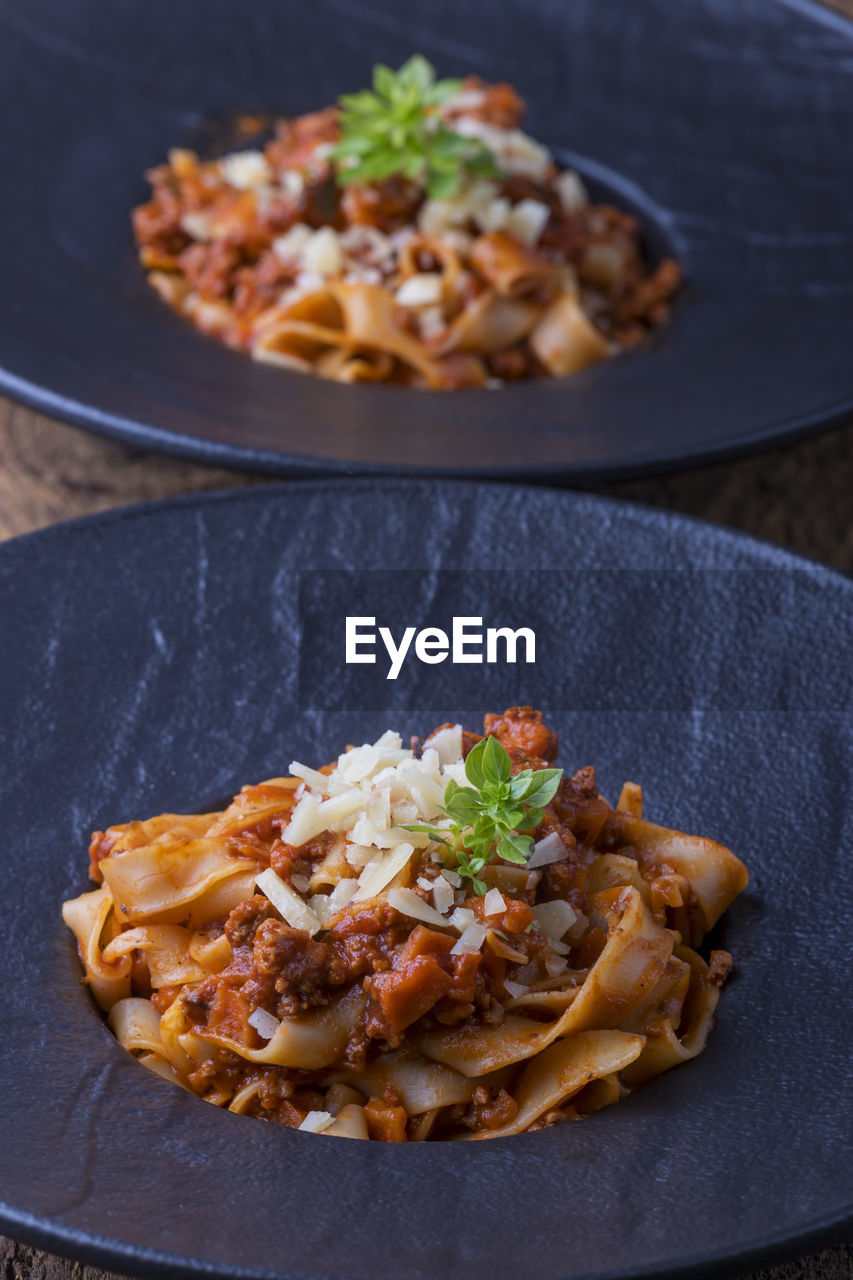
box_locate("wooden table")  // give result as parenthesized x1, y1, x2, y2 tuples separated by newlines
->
(3, 0, 853, 1269)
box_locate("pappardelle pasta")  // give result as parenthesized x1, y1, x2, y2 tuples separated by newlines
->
(63, 707, 747, 1141)
(132, 58, 680, 389)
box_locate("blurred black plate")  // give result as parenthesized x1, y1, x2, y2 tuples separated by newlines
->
(0, 479, 851, 1280)
(1, 0, 852, 481)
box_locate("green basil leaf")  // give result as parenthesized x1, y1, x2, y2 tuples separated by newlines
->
(426, 169, 460, 199)
(463, 737, 488, 790)
(443, 783, 483, 824)
(491, 806, 526, 834)
(518, 768, 563, 810)
(517, 806, 545, 831)
(497, 833, 533, 864)
(478, 735, 511, 787)
(373, 64, 397, 99)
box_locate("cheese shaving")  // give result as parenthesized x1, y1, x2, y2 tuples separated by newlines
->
(449, 907, 476, 933)
(283, 728, 465, 863)
(248, 1007, 281, 1041)
(387, 887, 451, 929)
(528, 831, 567, 869)
(432, 877, 455, 916)
(353, 843, 415, 901)
(255, 868, 323, 936)
(423, 724, 463, 765)
(451, 923, 487, 955)
(533, 899, 577, 941)
(298, 1110, 336, 1133)
(483, 888, 507, 917)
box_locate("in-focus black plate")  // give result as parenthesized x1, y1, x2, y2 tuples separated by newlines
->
(0, 480, 851, 1280)
(1, 0, 852, 481)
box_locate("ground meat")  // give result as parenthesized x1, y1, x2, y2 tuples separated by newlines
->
(132, 180, 189, 256)
(329, 900, 412, 975)
(340, 175, 423, 232)
(483, 705, 559, 764)
(445, 77, 525, 129)
(177, 242, 242, 299)
(541, 856, 589, 907)
(253, 919, 350, 1011)
(364, 925, 484, 1042)
(224, 896, 278, 950)
(547, 766, 610, 846)
(499, 174, 561, 213)
(463, 1086, 518, 1131)
(364, 1094, 408, 1142)
(265, 107, 340, 172)
(487, 345, 533, 381)
(708, 950, 734, 986)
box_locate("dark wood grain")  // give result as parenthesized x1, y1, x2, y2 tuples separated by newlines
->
(2, 395, 851, 570)
(2, 3, 851, 1272)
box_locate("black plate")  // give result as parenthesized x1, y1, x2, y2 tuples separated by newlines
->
(0, 479, 851, 1280)
(1, 0, 853, 481)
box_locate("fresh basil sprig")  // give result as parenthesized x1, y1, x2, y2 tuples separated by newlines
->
(329, 55, 501, 199)
(407, 735, 563, 894)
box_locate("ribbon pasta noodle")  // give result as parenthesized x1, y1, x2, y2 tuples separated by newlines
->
(132, 69, 680, 389)
(62, 707, 747, 1141)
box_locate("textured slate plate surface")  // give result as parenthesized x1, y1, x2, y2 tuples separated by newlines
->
(0, 480, 851, 1280)
(0, 0, 852, 480)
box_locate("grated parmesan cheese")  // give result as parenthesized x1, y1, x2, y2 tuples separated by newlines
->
(449, 907, 476, 933)
(248, 1007, 281, 1040)
(353, 843, 415, 901)
(533, 899, 577, 941)
(432, 876, 455, 916)
(451, 118, 552, 180)
(396, 274, 443, 307)
(417, 305, 446, 342)
(280, 170, 306, 199)
(451, 922, 487, 954)
(483, 888, 507, 917)
(418, 179, 500, 236)
(424, 724, 463, 766)
(302, 226, 344, 277)
(309, 877, 360, 925)
(179, 212, 213, 242)
(220, 150, 273, 189)
(555, 169, 588, 212)
(528, 831, 567, 869)
(298, 1110, 336, 1133)
(387, 887, 450, 928)
(568, 909, 589, 940)
(279, 726, 472, 920)
(505, 198, 551, 246)
(255, 868, 323, 936)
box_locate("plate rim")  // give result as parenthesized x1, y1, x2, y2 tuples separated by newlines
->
(0, 1192, 849, 1280)
(3, 360, 853, 488)
(2, 476, 852, 585)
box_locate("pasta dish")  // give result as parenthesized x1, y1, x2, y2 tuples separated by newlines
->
(132, 57, 680, 389)
(63, 707, 748, 1142)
